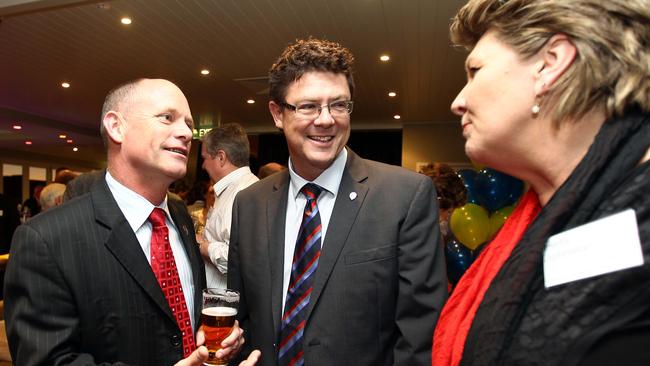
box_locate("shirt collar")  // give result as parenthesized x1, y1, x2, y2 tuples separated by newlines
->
(105, 171, 171, 232)
(288, 147, 347, 198)
(213, 166, 254, 197)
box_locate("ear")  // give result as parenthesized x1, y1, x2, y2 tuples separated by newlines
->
(535, 33, 577, 95)
(217, 150, 227, 167)
(269, 101, 285, 130)
(102, 111, 126, 144)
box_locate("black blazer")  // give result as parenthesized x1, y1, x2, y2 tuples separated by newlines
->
(228, 149, 448, 365)
(4, 179, 206, 365)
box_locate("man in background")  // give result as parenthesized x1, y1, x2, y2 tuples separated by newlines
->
(228, 38, 447, 365)
(38, 182, 66, 211)
(5, 78, 244, 365)
(198, 123, 259, 289)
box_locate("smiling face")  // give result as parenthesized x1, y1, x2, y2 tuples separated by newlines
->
(451, 30, 540, 169)
(269, 71, 351, 181)
(118, 79, 194, 184)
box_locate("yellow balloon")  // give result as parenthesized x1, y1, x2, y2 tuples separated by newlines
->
(488, 204, 515, 238)
(450, 203, 490, 250)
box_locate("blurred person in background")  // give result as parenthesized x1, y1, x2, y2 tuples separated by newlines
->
(257, 162, 286, 179)
(432, 0, 650, 365)
(38, 182, 66, 212)
(197, 123, 259, 289)
(420, 163, 468, 243)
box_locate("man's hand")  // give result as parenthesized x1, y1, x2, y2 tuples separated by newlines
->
(215, 320, 245, 360)
(239, 350, 261, 366)
(174, 329, 208, 366)
(175, 321, 246, 365)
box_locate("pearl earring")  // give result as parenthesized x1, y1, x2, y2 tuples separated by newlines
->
(532, 81, 546, 116)
(532, 103, 540, 115)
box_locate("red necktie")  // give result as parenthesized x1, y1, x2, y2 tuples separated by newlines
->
(149, 207, 196, 358)
(278, 183, 323, 366)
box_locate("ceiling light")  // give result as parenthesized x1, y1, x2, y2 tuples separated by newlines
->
(59, 134, 67, 139)
(247, 99, 255, 104)
(61, 82, 70, 88)
(201, 69, 210, 75)
(73, 147, 79, 152)
(388, 92, 397, 97)
(66, 139, 74, 144)
(121, 17, 132, 25)
(12, 125, 22, 130)
(380, 55, 390, 62)
(393, 115, 401, 120)
(25, 140, 32, 145)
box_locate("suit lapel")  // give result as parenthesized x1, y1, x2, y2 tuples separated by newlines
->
(306, 150, 369, 320)
(92, 180, 177, 326)
(268, 172, 290, 334)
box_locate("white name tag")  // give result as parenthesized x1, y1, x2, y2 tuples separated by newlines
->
(544, 209, 644, 288)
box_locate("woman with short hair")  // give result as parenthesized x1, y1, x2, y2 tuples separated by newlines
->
(432, 0, 650, 364)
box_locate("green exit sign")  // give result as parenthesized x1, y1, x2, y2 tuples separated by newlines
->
(192, 127, 212, 139)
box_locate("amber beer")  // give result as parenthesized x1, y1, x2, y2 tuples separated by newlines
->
(202, 289, 239, 365)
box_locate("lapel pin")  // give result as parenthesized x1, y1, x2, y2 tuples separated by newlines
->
(182, 225, 189, 236)
(349, 192, 357, 201)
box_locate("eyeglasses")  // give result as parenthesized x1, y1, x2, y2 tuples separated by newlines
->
(281, 100, 354, 119)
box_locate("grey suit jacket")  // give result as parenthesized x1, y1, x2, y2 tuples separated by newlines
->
(4, 179, 206, 365)
(228, 149, 448, 366)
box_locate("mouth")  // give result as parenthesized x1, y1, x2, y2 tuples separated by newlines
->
(164, 147, 188, 157)
(308, 135, 334, 143)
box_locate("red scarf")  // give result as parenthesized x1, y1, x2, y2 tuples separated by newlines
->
(432, 190, 541, 366)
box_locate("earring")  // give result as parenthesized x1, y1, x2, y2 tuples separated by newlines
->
(532, 101, 541, 115)
(532, 81, 546, 116)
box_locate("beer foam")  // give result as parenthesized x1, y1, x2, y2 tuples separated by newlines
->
(202, 306, 237, 317)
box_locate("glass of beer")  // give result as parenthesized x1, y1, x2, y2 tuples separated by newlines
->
(202, 288, 239, 365)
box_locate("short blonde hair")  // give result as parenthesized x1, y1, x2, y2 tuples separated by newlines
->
(451, 0, 650, 125)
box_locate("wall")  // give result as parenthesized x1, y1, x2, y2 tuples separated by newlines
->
(402, 122, 470, 171)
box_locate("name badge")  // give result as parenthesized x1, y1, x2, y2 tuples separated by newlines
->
(544, 209, 643, 288)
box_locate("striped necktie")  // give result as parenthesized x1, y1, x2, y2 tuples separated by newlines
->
(278, 183, 323, 366)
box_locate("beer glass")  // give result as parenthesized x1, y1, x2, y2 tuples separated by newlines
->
(202, 288, 239, 365)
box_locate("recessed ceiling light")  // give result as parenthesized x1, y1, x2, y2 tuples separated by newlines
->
(12, 125, 22, 130)
(73, 147, 79, 152)
(25, 140, 32, 145)
(246, 99, 255, 104)
(388, 92, 397, 97)
(121, 17, 132, 25)
(393, 115, 401, 120)
(66, 139, 74, 144)
(59, 134, 67, 139)
(61, 82, 70, 88)
(200, 69, 210, 75)
(380, 55, 390, 62)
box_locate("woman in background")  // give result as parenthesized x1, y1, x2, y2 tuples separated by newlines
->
(433, 0, 649, 365)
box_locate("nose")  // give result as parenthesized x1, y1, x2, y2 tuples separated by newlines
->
(314, 106, 335, 128)
(451, 86, 467, 116)
(176, 120, 193, 141)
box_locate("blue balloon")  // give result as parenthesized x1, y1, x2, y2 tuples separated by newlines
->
(473, 168, 524, 211)
(456, 169, 479, 204)
(445, 238, 474, 285)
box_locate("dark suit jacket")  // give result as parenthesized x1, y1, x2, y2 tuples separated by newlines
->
(4, 179, 206, 365)
(228, 149, 448, 365)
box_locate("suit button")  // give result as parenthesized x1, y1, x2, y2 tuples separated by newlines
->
(171, 334, 181, 347)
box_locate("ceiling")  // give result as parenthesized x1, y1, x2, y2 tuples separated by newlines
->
(0, 0, 467, 167)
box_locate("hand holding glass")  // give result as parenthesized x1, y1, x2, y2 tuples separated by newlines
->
(202, 289, 239, 365)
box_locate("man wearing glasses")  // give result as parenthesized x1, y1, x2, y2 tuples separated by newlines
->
(228, 39, 448, 365)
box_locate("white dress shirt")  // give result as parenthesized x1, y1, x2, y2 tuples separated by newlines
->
(282, 148, 347, 310)
(204, 166, 259, 289)
(105, 171, 197, 330)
